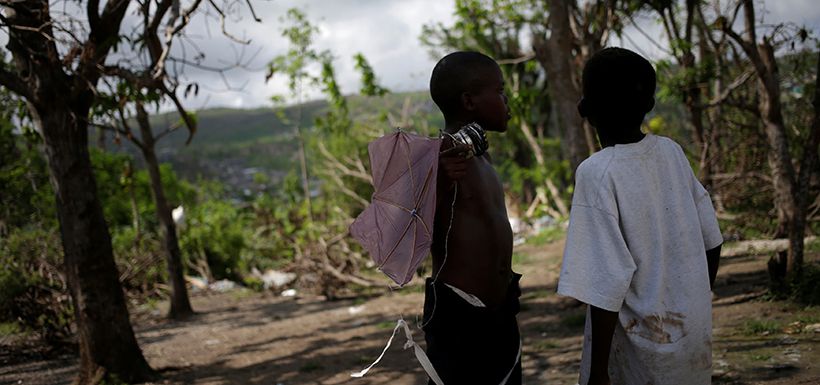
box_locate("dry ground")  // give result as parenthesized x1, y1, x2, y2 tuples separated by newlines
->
(2, 239, 819, 385)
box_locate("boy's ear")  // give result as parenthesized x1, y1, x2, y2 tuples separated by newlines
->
(461, 92, 476, 111)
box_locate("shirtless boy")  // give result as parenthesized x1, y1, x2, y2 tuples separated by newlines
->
(422, 51, 521, 385)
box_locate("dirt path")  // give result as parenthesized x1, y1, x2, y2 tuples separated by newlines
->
(2, 239, 819, 385)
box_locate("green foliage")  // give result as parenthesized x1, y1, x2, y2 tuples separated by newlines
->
(180, 199, 251, 280)
(90, 148, 196, 231)
(741, 319, 782, 336)
(354, 53, 389, 96)
(267, 8, 322, 101)
(526, 225, 566, 246)
(0, 227, 73, 344)
(0, 115, 55, 230)
(421, 0, 573, 216)
(789, 264, 820, 306)
(111, 226, 167, 297)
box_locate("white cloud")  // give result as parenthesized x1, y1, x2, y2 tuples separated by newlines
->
(1, 0, 817, 112)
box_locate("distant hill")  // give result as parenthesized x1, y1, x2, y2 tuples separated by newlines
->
(117, 91, 440, 196)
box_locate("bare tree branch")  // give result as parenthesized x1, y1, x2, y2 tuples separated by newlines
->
(707, 69, 754, 107)
(207, 0, 251, 44)
(244, 0, 262, 22)
(497, 54, 535, 65)
(87, 0, 101, 32)
(317, 141, 372, 184)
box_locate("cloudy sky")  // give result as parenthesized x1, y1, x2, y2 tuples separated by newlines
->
(4, 1, 820, 111)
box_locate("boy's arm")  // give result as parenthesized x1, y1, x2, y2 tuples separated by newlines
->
(587, 305, 617, 385)
(437, 143, 471, 188)
(706, 243, 722, 290)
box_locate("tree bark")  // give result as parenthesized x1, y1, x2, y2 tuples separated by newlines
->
(536, 0, 590, 175)
(725, 0, 803, 286)
(135, 104, 194, 320)
(34, 103, 155, 384)
(755, 40, 800, 282)
(792, 50, 820, 276)
(3, 2, 155, 383)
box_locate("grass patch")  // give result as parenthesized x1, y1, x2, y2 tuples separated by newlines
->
(299, 362, 323, 372)
(522, 289, 554, 300)
(512, 252, 529, 265)
(139, 297, 160, 311)
(242, 276, 265, 292)
(526, 226, 566, 246)
(560, 312, 586, 329)
(795, 313, 819, 325)
(376, 321, 397, 330)
(534, 339, 560, 351)
(804, 238, 820, 253)
(750, 353, 772, 361)
(790, 263, 820, 305)
(392, 283, 425, 296)
(740, 319, 781, 336)
(230, 288, 255, 300)
(0, 322, 21, 337)
(356, 355, 375, 365)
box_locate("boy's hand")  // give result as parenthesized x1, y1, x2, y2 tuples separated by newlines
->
(439, 144, 471, 181)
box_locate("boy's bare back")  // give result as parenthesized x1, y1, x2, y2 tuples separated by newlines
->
(431, 153, 513, 308)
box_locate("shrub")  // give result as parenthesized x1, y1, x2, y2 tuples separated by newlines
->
(0, 227, 73, 344)
(791, 263, 820, 306)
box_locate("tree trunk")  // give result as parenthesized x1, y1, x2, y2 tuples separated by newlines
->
(5, 1, 155, 383)
(536, 0, 590, 175)
(728, 0, 804, 287)
(755, 41, 800, 285)
(32, 102, 155, 384)
(136, 104, 194, 320)
(681, 44, 712, 189)
(790, 50, 820, 278)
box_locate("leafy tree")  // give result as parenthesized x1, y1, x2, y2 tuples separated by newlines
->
(0, 0, 261, 381)
(268, 8, 321, 218)
(0, 2, 155, 381)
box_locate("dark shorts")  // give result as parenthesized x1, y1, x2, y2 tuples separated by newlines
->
(422, 273, 523, 385)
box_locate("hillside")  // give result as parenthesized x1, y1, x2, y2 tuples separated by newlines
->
(118, 91, 439, 196)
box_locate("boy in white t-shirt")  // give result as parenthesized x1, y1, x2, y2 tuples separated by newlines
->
(557, 47, 723, 385)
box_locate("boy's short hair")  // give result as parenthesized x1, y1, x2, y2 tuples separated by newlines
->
(581, 47, 656, 116)
(430, 51, 499, 116)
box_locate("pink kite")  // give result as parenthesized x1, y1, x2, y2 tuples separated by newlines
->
(350, 131, 441, 286)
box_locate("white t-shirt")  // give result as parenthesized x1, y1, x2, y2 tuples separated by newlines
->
(557, 134, 722, 385)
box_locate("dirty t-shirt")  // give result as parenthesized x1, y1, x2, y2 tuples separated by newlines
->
(557, 134, 722, 385)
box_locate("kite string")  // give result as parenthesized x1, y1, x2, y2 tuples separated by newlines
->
(418, 182, 457, 329)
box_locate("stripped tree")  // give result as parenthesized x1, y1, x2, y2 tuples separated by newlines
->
(720, 0, 819, 286)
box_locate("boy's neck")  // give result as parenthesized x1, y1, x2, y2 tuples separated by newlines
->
(442, 119, 470, 135)
(597, 126, 645, 148)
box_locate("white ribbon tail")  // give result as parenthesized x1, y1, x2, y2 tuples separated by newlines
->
(350, 320, 402, 378)
(350, 319, 444, 385)
(402, 320, 444, 385)
(350, 318, 518, 385)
